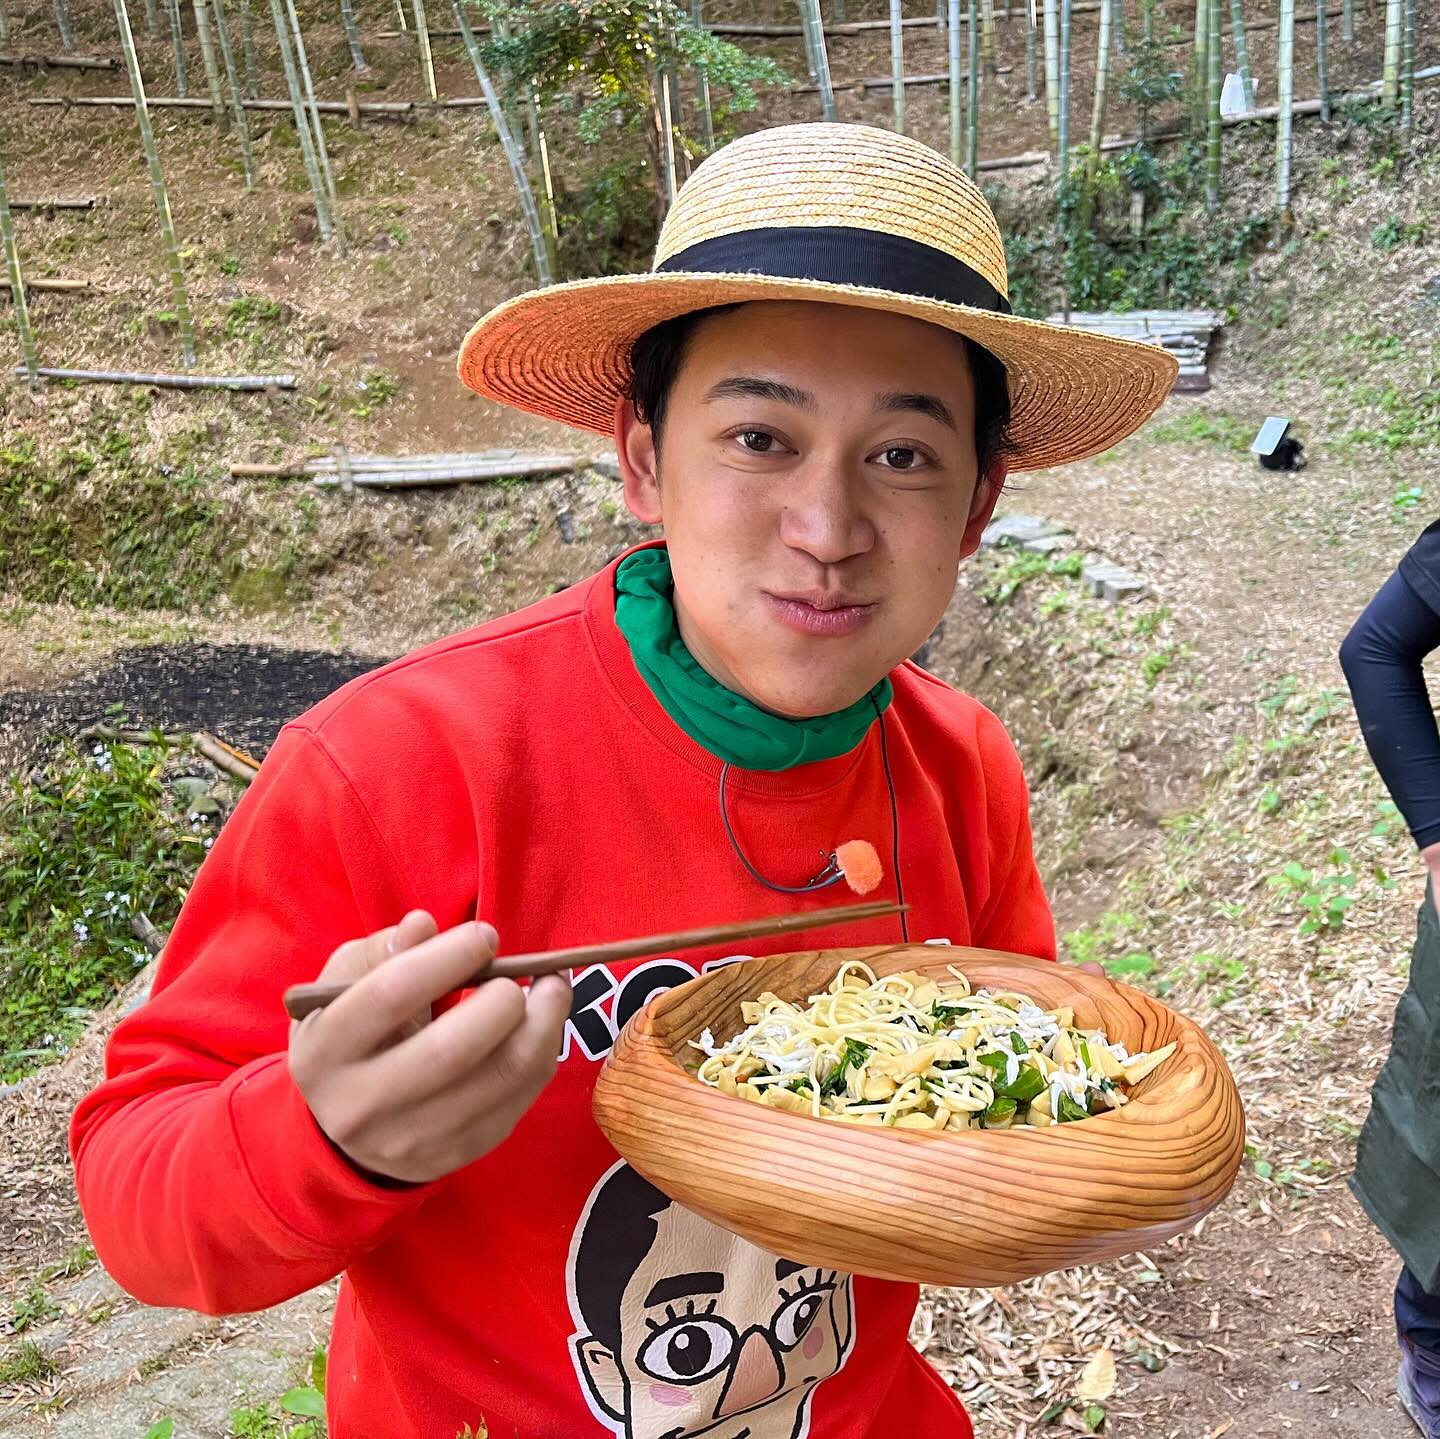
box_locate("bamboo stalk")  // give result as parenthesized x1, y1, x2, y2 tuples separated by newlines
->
(1025, 0, 1038, 100)
(1043, 0, 1060, 138)
(0, 2, 10, 44)
(1342, 0, 1352, 42)
(692, 1, 716, 149)
(799, 0, 837, 120)
(17, 364, 294, 386)
(980, 0, 998, 73)
(268, 0, 334, 241)
(1206, 0, 1221, 204)
(236, 0, 258, 97)
(949, 0, 963, 163)
(1088, 0, 1113, 179)
(411, 0, 438, 101)
(209, 0, 255, 187)
(0, 52, 118, 68)
(0, 147, 41, 386)
(52, 0, 75, 52)
(165, 0, 189, 95)
(797, 0, 819, 79)
(1230, 0, 1253, 109)
(1058, 0, 1072, 186)
(449, 0, 552, 285)
(284, 0, 344, 248)
(193, 730, 261, 781)
(1276, 0, 1294, 216)
(113, 0, 197, 368)
(1399, 0, 1414, 127)
(340, 0, 368, 71)
(2, 276, 92, 291)
(890, 0, 905, 132)
(191, 0, 229, 128)
(1381, 0, 1400, 104)
(967, 0, 980, 174)
(142, 0, 159, 36)
(1314, 0, 1329, 118)
(392, 0, 408, 31)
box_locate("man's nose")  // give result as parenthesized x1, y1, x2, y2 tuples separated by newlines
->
(777, 462, 877, 566)
(713, 1328, 784, 1417)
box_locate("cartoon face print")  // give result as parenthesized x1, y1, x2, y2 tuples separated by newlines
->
(568, 1162, 856, 1439)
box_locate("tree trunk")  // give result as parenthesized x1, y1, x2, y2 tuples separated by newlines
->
(1381, 0, 1401, 104)
(1276, 0, 1294, 217)
(340, 0, 368, 72)
(165, 0, 189, 96)
(113, 0, 197, 367)
(949, 0, 964, 163)
(1206, 0, 1221, 204)
(412, 0, 438, 102)
(1230, 0, 1254, 109)
(1087, 0, 1113, 178)
(236, 0, 258, 98)
(53, 0, 75, 51)
(284, 0, 343, 248)
(208, 0, 255, 187)
(1025, 0, 1038, 100)
(967, 0, 981, 174)
(890, 0, 906, 132)
(449, 0, 553, 284)
(0, 146, 41, 385)
(191, 0, 228, 128)
(267, 0, 334, 241)
(1043, 0, 1060, 138)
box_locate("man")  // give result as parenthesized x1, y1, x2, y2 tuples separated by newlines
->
(71, 123, 1175, 1439)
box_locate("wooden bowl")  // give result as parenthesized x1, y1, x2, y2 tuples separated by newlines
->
(593, 945, 1245, 1288)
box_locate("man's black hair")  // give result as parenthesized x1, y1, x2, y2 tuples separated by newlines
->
(627, 304, 1014, 478)
(573, 1164, 673, 1355)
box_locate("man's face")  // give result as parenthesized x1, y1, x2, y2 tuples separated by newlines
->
(574, 1202, 854, 1439)
(617, 301, 1001, 718)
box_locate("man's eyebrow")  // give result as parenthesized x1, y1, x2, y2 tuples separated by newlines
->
(877, 391, 957, 430)
(644, 1271, 726, 1307)
(703, 377, 817, 410)
(774, 1259, 806, 1281)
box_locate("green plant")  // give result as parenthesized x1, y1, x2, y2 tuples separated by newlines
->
(1146, 408, 1252, 452)
(349, 370, 401, 418)
(1268, 849, 1358, 934)
(0, 735, 229, 1079)
(0, 1340, 56, 1383)
(1394, 484, 1425, 513)
(981, 549, 1084, 605)
(1141, 645, 1177, 685)
(7, 1283, 61, 1333)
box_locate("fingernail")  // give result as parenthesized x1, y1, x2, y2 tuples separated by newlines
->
(475, 920, 499, 951)
(385, 926, 401, 956)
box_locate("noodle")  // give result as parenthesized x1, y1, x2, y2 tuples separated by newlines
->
(690, 964, 1176, 1131)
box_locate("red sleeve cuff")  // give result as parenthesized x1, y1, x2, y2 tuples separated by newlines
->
(225, 1053, 434, 1255)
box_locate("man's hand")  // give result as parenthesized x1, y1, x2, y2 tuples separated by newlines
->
(1422, 841, 1440, 917)
(289, 911, 572, 1185)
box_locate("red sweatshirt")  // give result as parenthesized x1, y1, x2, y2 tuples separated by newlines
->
(71, 548, 1055, 1439)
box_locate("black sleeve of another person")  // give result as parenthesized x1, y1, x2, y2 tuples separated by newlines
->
(1340, 521, 1440, 851)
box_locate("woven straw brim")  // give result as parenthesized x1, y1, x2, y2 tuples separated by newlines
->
(456, 273, 1179, 473)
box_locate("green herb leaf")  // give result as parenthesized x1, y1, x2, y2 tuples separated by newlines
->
(820, 1039, 872, 1097)
(1083, 1402, 1105, 1431)
(142, 1422, 175, 1439)
(1010, 1030, 1028, 1055)
(998, 1064, 1046, 1103)
(280, 1387, 326, 1418)
(1056, 1091, 1090, 1123)
(982, 1097, 1017, 1126)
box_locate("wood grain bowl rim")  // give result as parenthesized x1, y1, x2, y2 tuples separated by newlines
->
(599, 944, 1245, 1187)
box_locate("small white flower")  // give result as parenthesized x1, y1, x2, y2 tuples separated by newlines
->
(203, 837, 214, 850)
(72, 921, 89, 942)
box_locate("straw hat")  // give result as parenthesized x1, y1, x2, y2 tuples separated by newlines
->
(457, 123, 1177, 471)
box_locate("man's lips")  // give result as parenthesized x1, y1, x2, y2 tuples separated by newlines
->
(764, 591, 878, 638)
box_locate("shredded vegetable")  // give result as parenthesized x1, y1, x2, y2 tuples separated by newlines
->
(690, 962, 1176, 1131)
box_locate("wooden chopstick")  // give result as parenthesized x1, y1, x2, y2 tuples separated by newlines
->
(282, 899, 909, 1022)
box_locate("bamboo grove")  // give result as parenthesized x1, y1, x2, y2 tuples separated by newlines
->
(0, 0, 1430, 379)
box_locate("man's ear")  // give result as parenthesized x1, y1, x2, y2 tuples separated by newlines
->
(573, 1333, 627, 1423)
(959, 459, 1006, 558)
(614, 396, 663, 527)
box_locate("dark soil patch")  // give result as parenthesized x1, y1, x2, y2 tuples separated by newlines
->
(0, 643, 388, 770)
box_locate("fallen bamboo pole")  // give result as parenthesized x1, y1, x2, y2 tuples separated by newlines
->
(8, 195, 102, 209)
(31, 94, 420, 115)
(978, 62, 1440, 170)
(0, 51, 117, 67)
(2, 276, 92, 292)
(194, 730, 260, 782)
(15, 365, 297, 388)
(232, 452, 579, 483)
(795, 63, 1011, 94)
